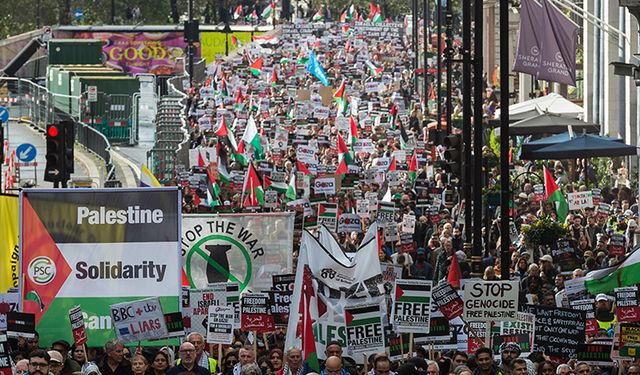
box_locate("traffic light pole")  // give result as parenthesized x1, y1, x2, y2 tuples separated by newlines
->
(499, 0, 511, 280)
(436, 1, 442, 131)
(462, 0, 472, 250)
(471, 0, 484, 276)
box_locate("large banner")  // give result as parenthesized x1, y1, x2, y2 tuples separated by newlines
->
(181, 213, 294, 293)
(74, 32, 197, 75)
(20, 188, 181, 347)
(200, 32, 262, 63)
(0, 195, 19, 293)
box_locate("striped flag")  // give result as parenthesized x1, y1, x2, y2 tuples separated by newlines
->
(140, 164, 161, 187)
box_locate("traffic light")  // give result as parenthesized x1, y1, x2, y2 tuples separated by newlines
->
(61, 120, 75, 174)
(45, 123, 64, 182)
(443, 134, 462, 178)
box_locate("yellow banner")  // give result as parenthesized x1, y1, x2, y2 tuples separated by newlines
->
(0, 195, 19, 292)
(200, 32, 263, 64)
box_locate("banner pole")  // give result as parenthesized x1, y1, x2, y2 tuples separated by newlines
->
(461, 318, 483, 343)
(363, 354, 368, 374)
(218, 344, 223, 368)
(408, 333, 414, 358)
(400, 334, 405, 362)
(484, 322, 491, 348)
(253, 331, 258, 354)
(263, 333, 270, 351)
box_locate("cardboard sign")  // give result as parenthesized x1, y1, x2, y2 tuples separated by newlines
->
(163, 312, 185, 338)
(6, 312, 36, 339)
(296, 145, 317, 163)
(464, 281, 519, 322)
(264, 190, 278, 209)
(616, 287, 640, 323)
(522, 304, 586, 358)
(345, 303, 386, 355)
(188, 285, 226, 335)
(500, 312, 536, 338)
(402, 214, 416, 233)
(0, 292, 19, 331)
(241, 293, 274, 333)
(268, 290, 292, 327)
(567, 191, 593, 209)
(314, 177, 336, 195)
(317, 203, 338, 231)
(619, 323, 640, 357)
(533, 184, 545, 202)
(338, 214, 362, 233)
(576, 343, 613, 367)
(597, 203, 611, 217)
(492, 334, 531, 356)
(272, 274, 295, 292)
(207, 305, 235, 344)
(553, 240, 579, 272)
(383, 225, 400, 242)
(356, 199, 370, 218)
(0, 335, 10, 375)
(110, 297, 168, 343)
(571, 299, 599, 336)
(226, 283, 241, 329)
(608, 233, 626, 257)
(392, 279, 432, 333)
(591, 188, 602, 205)
(432, 282, 464, 320)
(377, 202, 397, 228)
(353, 139, 375, 153)
(69, 306, 87, 346)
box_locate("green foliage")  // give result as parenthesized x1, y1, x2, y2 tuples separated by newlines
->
(520, 216, 570, 247)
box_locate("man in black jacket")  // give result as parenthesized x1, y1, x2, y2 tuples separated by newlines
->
(167, 342, 209, 375)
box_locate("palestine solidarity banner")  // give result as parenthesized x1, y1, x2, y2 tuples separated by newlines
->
(181, 213, 294, 292)
(20, 188, 182, 347)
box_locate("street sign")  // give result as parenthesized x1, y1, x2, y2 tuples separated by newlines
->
(87, 86, 98, 102)
(16, 143, 36, 162)
(74, 9, 84, 21)
(0, 107, 8, 123)
(42, 26, 52, 42)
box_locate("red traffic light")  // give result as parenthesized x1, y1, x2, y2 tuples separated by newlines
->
(47, 125, 59, 137)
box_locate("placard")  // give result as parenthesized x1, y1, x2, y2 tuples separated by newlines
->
(272, 274, 295, 292)
(345, 303, 386, 355)
(402, 214, 416, 233)
(353, 139, 375, 153)
(619, 323, 640, 357)
(383, 225, 399, 243)
(521, 304, 586, 358)
(377, 202, 396, 228)
(432, 282, 464, 320)
(567, 191, 594, 210)
(338, 214, 362, 234)
(571, 299, 598, 336)
(264, 190, 278, 209)
(616, 286, 640, 323)
(6, 312, 36, 339)
(268, 290, 292, 327)
(356, 199, 370, 218)
(0, 292, 19, 331)
(68, 306, 87, 346)
(608, 233, 626, 257)
(317, 203, 338, 231)
(163, 312, 185, 338)
(533, 184, 545, 202)
(110, 297, 168, 343)
(240, 293, 274, 333)
(314, 177, 336, 195)
(187, 285, 226, 335)
(0, 335, 9, 375)
(492, 334, 531, 356)
(463, 281, 519, 322)
(392, 279, 432, 333)
(553, 240, 579, 272)
(576, 343, 613, 367)
(207, 305, 235, 344)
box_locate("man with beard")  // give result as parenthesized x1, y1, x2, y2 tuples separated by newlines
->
(498, 343, 521, 375)
(268, 327, 286, 350)
(25, 350, 51, 375)
(595, 294, 617, 331)
(473, 348, 502, 375)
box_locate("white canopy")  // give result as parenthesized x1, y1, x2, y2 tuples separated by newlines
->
(495, 93, 584, 120)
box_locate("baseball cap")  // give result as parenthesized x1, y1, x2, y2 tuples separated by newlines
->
(48, 350, 64, 364)
(416, 248, 426, 255)
(595, 293, 609, 302)
(583, 251, 594, 259)
(540, 254, 553, 263)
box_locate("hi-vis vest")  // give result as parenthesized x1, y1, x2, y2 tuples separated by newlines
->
(176, 357, 218, 374)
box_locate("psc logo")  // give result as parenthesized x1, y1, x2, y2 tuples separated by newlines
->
(28, 256, 56, 285)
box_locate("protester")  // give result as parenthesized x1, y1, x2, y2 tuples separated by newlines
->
(186, 332, 218, 374)
(98, 340, 132, 375)
(26, 350, 51, 375)
(51, 340, 81, 375)
(166, 343, 209, 375)
(149, 351, 170, 375)
(15, 359, 29, 375)
(48, 351, 64, 375)
(130, 355, 148, 375)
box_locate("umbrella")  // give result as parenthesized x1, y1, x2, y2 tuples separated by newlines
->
(520, 132, 623, 159)
(523, 134, 638, 160)
(508, 113, 600, 135)
(495, 93, 584, 121)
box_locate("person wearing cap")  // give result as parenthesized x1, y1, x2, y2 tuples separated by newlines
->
(498, 343, 521, 375)
(538, 255, 558, 286)
(48, 351, 64, 375)
(595, 294, 617, 332)
(409, 248, 433, 280)
(51, 340, 81, 375)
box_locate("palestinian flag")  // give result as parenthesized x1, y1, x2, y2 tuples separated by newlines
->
(348, 4, 357, 20)
(261, 1, 275, 19)
(342, 25, 353, 34)
(340, 10, 348, 23)
(219, 77, 228, 97)
(584, 248, 640, 294)
(271, 69, 278, 86)
(544, 166, 568, 223)
(395, 281, 431, 304)
(204, 168, 220, 207)
(365, 60, 383, 76)
(333, 80, 348, 114)
(345, 304, 382, 327)
(25, 290, 44, 311)
(234, 87, 244, 109)
(214, 116, 229, 136)
(231, 35, 242, 48)
(388, 156, 397, 172)
(367, 3, 377, 20)
(373, 5, 382, 23)
(286, 173, 297, 201)
(280, 57, 290, 64)
(302, 291, 320, 373)
(233, 5, 243, 19)
(408, 151, 417, 184)
(286, 97, 295, 119)
(249, 57, 263, 76)
(238, 116, 264, 160)
(312, 9, 324, 21)
(249, 94, 259, 113)
(246, 9, 258, 22)
(264, 174, 288, 193)
(337, 132, 353, 165)
(349, 115, 359, 144)
(242, 164, 265, 207)
(336, 155, 349, 175)
(297, 160, 313, 176)
(398, 121, 409, 149)
(218, 156, 231, 184)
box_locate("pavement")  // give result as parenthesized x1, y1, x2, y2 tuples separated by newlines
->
(2, 120, 105, 190)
